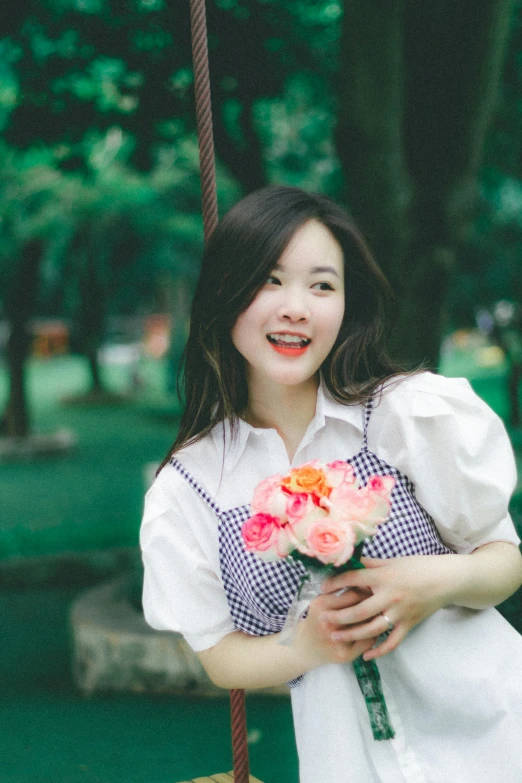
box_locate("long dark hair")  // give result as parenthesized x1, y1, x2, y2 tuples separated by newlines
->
(159, 185, 405, 470)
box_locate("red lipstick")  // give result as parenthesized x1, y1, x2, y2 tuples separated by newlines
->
(268, 342, 310, 357)
(271, 344, 309, 356)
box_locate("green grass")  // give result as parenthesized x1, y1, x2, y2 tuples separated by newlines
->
(0, 355, 177, 560)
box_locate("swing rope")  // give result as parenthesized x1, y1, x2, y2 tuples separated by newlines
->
(189, 1, 250, 781)
(189, 0, 218, 243)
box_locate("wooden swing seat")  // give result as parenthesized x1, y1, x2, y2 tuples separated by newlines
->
(177, 773, 264, 782)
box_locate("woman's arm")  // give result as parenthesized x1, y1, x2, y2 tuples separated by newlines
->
(197, 587, 377, 689)
(319, 542, 522, 662)
(451, 541, 522, 609)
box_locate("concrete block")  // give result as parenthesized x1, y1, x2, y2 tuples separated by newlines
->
(70, 577, 288, 698)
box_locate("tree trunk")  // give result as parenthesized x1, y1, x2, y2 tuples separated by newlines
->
(2, 240, 43, 437)
(87, 350, 103, 392)
(336, 0, 514, 368)
(74, 224, 108, 394)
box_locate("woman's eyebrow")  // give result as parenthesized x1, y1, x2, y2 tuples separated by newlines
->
(310, 265, 340, 277)
(272, 263, 339, 277)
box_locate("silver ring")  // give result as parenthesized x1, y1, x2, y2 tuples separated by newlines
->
(382, 613, 394, 632)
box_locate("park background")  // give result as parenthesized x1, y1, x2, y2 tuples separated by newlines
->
(1, 2, 522, 782)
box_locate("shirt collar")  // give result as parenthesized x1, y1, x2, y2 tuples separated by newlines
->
(211, 377, 364, 473)
(319, 379, 365, 432)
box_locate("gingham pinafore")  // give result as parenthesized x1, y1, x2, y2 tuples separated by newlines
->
(169, 396, 454, 685)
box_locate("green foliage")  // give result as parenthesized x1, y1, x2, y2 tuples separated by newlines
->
(1, 1, 338, 169)
(1, 0, 521, 338)
(255, 72, 341, 194)
(2, 0, 191, 170)
(0, 145, 73, 284)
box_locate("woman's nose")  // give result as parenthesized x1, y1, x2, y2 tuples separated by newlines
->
(278, 289, 310, 322)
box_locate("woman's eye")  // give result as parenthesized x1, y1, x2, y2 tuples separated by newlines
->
(266, 275, 281, 285)
(312, 281, 335, 291)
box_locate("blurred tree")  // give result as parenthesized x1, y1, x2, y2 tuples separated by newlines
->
(53, 132, 210, 398)
(0, 151, 74, 436)
(335, 0, 517, 368)
(0, 135, 212, 430)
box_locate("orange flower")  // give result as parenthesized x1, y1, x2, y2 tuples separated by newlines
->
(281, 463, 331, 499)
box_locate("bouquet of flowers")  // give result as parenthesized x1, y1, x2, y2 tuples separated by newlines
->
(241, 460, 396, 741)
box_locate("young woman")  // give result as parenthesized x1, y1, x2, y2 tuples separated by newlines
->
(140, 185, 522, 783)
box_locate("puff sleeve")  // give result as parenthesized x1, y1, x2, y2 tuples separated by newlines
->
(140, 468, 236, 652)
(374, 373, 520, 554)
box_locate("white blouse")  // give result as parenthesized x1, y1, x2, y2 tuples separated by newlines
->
(140, 371, 522, 783)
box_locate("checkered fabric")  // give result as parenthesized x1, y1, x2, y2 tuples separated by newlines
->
(356, 397, 454, 561)
(169, 397, 453, 688)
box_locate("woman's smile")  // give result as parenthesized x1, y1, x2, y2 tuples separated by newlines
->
(267, 331, 312, 356)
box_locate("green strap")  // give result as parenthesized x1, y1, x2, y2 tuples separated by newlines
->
(352, 657, 396, 741)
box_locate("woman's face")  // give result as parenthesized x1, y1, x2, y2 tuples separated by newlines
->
(231, 219, 345, 394)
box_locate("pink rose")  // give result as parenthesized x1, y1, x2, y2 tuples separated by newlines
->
(287, 505, 328, 554)
(242, 513, 293, 562)
(286, 492, 317, 525)
(329, 483, 378, 521)
(251, 474, 288, 522)
(242, 513, 280, 553)
(324, 460, 357, 488)
(329, 484, 391, 543)
(305, 518, 356, 567)
(366, 475, 395, 496)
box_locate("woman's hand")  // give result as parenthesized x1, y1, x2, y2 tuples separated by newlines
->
(319, 555, 465, 661)
(295, 585, 378, 668)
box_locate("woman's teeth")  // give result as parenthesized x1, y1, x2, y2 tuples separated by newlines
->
(267, 334, 311, 347)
